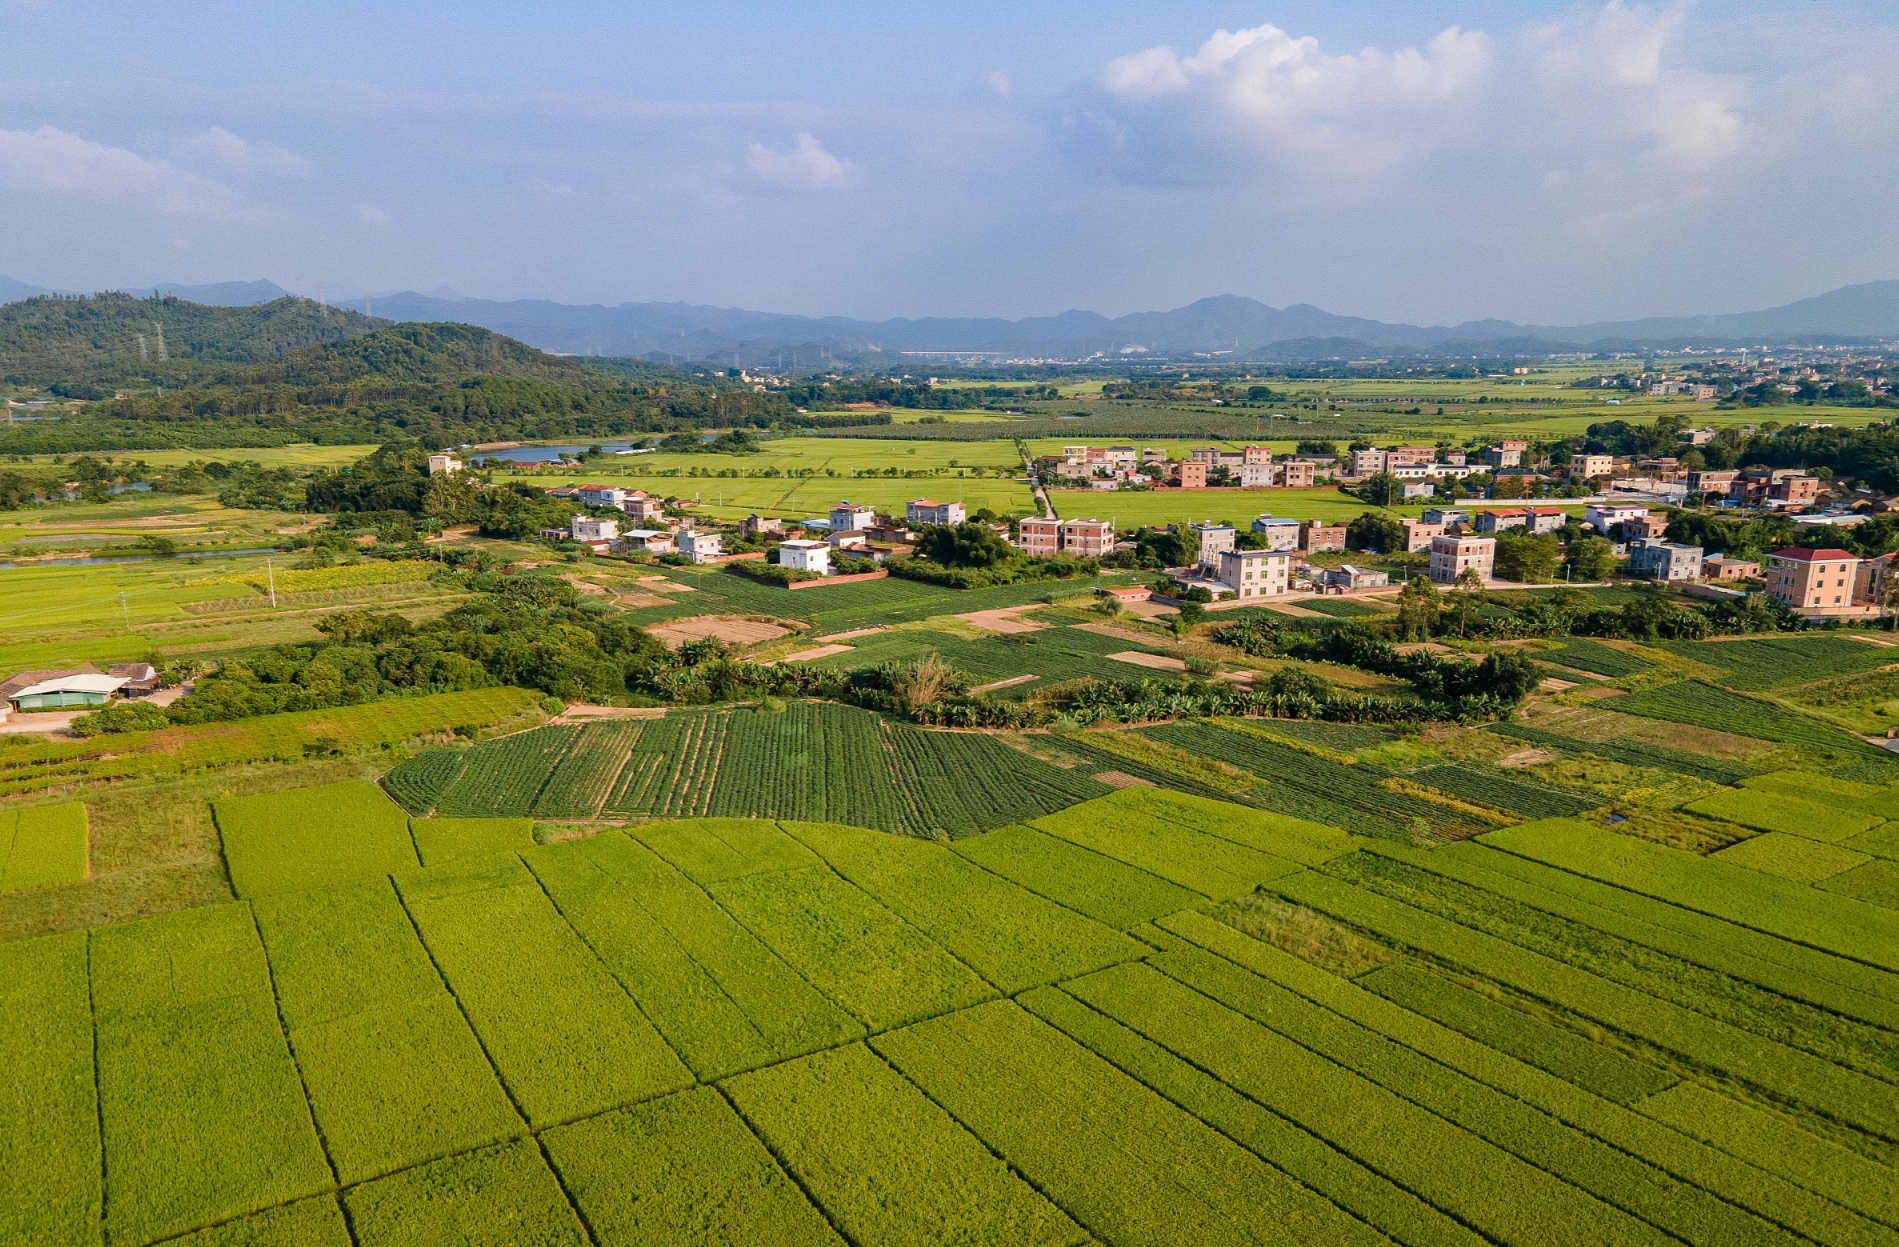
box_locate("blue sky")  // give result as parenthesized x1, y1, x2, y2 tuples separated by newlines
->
(2, 1, 1895, 325)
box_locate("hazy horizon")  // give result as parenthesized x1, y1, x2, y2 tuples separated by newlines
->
(4, 1, 1896, 326)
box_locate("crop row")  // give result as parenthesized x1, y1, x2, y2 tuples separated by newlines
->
(382, 747, 467, 815)
(1409, 765, 1599, 820)
(875, 997, 1382, 1247)
(1377, 838, 1899, 1035)
(1274, 866, 1899, 1142)
(878, 722, 1109, 837)
(1480, 819, 1899, 976)
(1661, 636, 1899, 691)
(1159, 911, 1891, 1247)
(1607, 681, 1888, 759)
(532, 722, 645, 819)
(1538, 640, 1653, 679)
(431, 725, 573, 817)
(527, 830, 862, 1080)
(780, 819, 1142, 995)
(1149, 721, 1487, 839)
(1323, 850, 1899, 1086)
(1486, 724, 1758, 786)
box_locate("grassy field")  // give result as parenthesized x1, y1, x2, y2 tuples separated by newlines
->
(4, 757, 1896, 1245)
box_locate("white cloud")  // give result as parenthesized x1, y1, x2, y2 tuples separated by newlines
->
(181, 126, 312, 175)
(1089, 21, 1492, 180)
(0, 125, 231, 211)
(745, 132, 851, 188)
(984, 70, 1012, 98)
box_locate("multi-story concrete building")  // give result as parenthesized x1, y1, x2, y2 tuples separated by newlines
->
(427, 453, 464, 475)
(571, 515, 619, 543)
(577, 484, 631, 507)
(619, 492, 666, 522)
(1475, 507, 1566, 535)
(1484, 438, 1530, 468)
(1060, 519, 1117, 558)
(1352, 448, 1389, 476)
(1175, 461, 1207, 489)
(1387, 446, 1436, 468)
(1685, 469, 1739, 495)
(828, 502, 878, 531)
(1250, 515, 1302, 551)
(777, 539, 831, 575)
(1241, 445, 1273, 465)
(1765, 547, 1860, 612)
(1626, 539, 1703, 581)
(1702, 554, 1760, 582)
(1204, 549, 1292, 600)
(1623, 513, 1669, 541)
(1430, 534, 1495, 584)
(1573, 455, 1615, 480)
(1858, 553, 1896, 608)
(1237, 462, 1275, 488)
(906, 499, 966, 526)
(1584, 503, 1651, 533)
(675, 529, 724, 564)
(1193, 522, 1236, 565)
(1017, 516, 1061, 556)
(1279, 461, 1316, 488)
(1400, 518, 1446, 552)
(741, 514, 782, 538)
(1301, 520, 1347, 553)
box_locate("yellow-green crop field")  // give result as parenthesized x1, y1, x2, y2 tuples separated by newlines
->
(3, 710, 1896, 1245)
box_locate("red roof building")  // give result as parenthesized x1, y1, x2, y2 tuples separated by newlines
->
(1765, 547, 1860, 612)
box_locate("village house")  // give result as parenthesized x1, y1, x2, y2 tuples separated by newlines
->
(1250, 515, 1301, 551)
(906, 499, 966, 526)
(1626, 539, 1704, 582)
(777, 539, 830, 575)
(1017, 516, 1061, 556)
(1430, 534, 1495, 584)
(1324, 564, 1390, 591)
(1300, 519, 1346, 553)
(1400, 517, 1445, 552)
(741, 514, 782, 538)
(828, 502, 878, 532)
(674, 530, 723, 564)
(1278, 461, 1316, 488)
(1765, 547, 1860, 612)
(618, 491, 667, 522)
(1701, 554, 1760, 582)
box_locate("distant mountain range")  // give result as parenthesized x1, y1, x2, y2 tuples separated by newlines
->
(3, 276, 1896, 361)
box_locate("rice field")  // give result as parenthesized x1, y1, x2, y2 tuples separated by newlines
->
(6, 750, 1899, 1246)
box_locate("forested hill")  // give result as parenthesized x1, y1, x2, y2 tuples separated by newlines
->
(0, 319, 797, 452)
(0, 292, 384, 389)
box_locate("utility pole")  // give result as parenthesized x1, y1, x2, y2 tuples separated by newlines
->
(267, 557, 277, 608)
(117, 592, 130, 630)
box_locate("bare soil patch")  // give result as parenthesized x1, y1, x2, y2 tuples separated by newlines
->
(1497, 747, 1557, 768)
(776, 644, 856, 664)
(648, 615, 791, 650)
(1074, 621, 1173, 646)
(958, 607, 1048, 634)
(973, 674, 1039, 693)
(1107, 651, 1189, 673)
(1092, 771, 1155, 788)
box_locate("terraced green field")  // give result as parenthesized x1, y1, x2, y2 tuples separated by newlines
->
(6, 760, 1897, 1246)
